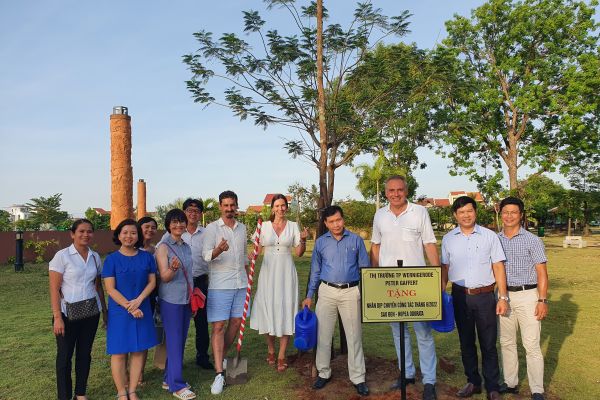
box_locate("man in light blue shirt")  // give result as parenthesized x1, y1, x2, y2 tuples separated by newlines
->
(302, 205, 370, 396)
(441, 196, 508, 400)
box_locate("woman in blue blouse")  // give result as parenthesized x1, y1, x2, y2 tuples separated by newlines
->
(103, 219, 159, 400)
(155, 209, 196, 400)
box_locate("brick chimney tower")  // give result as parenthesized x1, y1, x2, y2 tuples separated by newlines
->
(137, 179, 147, 220)
(110, 106, 134, 229)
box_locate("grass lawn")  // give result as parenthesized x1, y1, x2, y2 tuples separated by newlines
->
(0, 236, 599, 399)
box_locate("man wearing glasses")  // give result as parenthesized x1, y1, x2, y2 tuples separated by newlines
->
(182, 198, 213, 370)
(497, 197, 548, 400)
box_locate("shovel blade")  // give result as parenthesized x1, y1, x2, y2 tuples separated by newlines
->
(225, 356, 248, 385)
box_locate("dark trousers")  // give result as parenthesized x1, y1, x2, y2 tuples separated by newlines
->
(161, 300, 191, 392)
(54, 313, 100, 400)
(193, 275, 210, 362)
(452, 285, 500, 393)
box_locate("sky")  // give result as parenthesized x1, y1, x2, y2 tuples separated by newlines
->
(1, 0, 503, 216)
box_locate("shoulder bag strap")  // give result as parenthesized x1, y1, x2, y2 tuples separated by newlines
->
(163, 242, 193, 300)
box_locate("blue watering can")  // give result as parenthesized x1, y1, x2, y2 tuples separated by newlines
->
(294, 306, 318, 351)
(431, 291, 455, 333)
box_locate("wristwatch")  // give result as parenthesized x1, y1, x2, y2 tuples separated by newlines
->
(498, 295, 509, 301)
(537, 298, 548, 304)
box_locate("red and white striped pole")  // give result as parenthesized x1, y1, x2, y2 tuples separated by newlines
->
(237, 218, 262, 352)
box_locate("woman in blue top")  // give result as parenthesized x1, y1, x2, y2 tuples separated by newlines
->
(155, 209, 196, 400)
(103, 219, 159, 400)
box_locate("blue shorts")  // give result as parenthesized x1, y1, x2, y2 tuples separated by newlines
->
(207, 288, 248, 322)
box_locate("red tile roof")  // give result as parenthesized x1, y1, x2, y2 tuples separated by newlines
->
(246, 205, 263, 213)
(93, 207, 111, 216)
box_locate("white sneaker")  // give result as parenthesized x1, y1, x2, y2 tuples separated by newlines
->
(210, 374, 226, 395)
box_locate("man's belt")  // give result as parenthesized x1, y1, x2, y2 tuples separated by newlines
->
(507, 284, 537, 292)
(454, 283, 495, 295)
(321, 280, 359, 289)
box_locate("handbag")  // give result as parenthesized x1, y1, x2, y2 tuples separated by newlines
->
(62, 253, 100, 320)
(65, 298, 100, 320)
(164, 243, 206, 313)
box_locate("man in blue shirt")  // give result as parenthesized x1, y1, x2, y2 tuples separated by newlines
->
(302, 205, 370, 396)
(441, 196, 508, 400)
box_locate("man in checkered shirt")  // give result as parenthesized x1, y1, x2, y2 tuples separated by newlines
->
(497, 197, 548, 400)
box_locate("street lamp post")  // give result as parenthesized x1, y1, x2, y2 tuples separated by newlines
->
(15, 230, 24, 272)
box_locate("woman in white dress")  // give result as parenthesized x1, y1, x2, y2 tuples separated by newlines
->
(251, 194, 308, 371)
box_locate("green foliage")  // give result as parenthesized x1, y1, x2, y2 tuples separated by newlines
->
(202, 197, 220, 227)
(431, 0, 600, 189)
(335, 199, 375, 229)
(353, 154, 419, 202)
(427, 207, 454, 231)
(24, 239, 59, 263)
(154, 198, 186, 229)
(287, 182, 320, 227)
(14, 218, 39, 231)
(520, 175, 566, 225)
(567, 162, 600, 234)
(184, 1, 412, 208)
(0, 210, 11, 232)
(25, 193, 69, 230)
(84, 208, 110, 230)
(346, 43, 436, 187)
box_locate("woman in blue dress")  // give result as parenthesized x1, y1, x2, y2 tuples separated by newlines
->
(103, 219, 159, 400)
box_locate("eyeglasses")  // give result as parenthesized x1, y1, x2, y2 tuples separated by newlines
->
(170, 220, 187, 225)
(185, 208, 202, 215)
(501, 211, 521, 216)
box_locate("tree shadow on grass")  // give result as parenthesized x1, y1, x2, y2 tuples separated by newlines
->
(540, 293, 578, 384)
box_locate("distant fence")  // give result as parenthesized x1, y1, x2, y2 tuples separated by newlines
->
(0, 230, 166, 265)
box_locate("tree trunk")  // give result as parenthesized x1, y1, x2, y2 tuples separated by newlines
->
(507, 135, 519, 192)
(316, 0, 328, 237)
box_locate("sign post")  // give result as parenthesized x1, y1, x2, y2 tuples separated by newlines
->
(360, 262, 442, 400)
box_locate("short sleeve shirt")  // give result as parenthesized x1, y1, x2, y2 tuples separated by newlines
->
(202, 218, 248, 289)
(371, 203, 436, 266)
(49, 245, 102, 314)
(498, 228, 547, 286)
(101, 250, 157, 302)
(441, 224, 506, 288)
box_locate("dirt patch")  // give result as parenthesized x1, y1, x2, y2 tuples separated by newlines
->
(289, 353, 559, 400)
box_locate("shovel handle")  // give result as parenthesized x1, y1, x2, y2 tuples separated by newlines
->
(236, 218, 262, 352)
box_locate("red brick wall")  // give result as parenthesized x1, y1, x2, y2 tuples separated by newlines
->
(0, 230, 166, 265)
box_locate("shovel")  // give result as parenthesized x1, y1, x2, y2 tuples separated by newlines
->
(226, 218, 263, 385)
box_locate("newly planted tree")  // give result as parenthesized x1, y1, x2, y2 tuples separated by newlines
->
(183, 0, 411, 233)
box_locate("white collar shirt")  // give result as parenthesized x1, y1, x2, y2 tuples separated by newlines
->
(371, 203, 437, 267)
(182, 225, 209, 277)
(202, 218, 248, 289)
(48, 244, 102, 314)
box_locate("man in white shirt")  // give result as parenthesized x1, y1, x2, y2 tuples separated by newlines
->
(202, 191, 248, 395)
(371, 175, 440, 400)
(181, 198, 213, 370)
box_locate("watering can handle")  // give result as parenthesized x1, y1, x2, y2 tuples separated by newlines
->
(302, 305, 310, 320)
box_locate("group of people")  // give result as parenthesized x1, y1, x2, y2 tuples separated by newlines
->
(48, 177, 549, 400)
(48, 191, 307, 400)
(302, 176, 548, 400)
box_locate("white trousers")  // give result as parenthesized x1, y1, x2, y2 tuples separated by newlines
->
(498, 288, 544, 394)
(315, 283, 366, 384)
